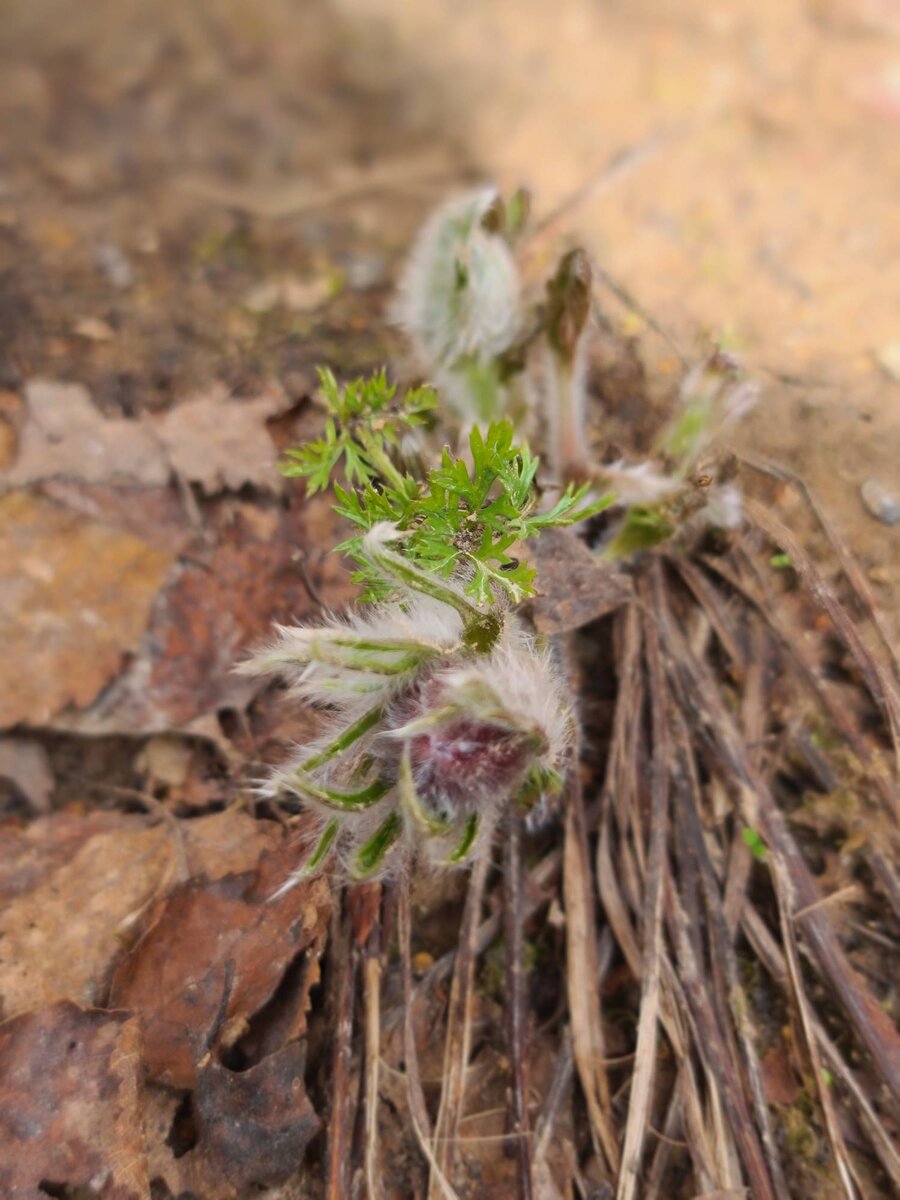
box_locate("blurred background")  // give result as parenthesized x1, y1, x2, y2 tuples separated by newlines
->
(1, 0, 897, 572)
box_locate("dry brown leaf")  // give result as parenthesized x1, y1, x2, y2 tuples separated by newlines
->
(53, 492, 354, 734)
(147, 1044, 320, 1200)
(40, 478, 194, 555)
(110, 846, 331, 1088)
(3, 377, 291, 499)
(3, 379, 168, 488)
(0, 1001, 148, 1199)
(0, 737, 54, 812)
(0, 491, 174, 728)
(154, 382, 291, 495)
(528, 526, 632, 634)
(192, 1045, 319, 1189)
(0, 808, 284, 1020)
(760, 1043, 800, 1108)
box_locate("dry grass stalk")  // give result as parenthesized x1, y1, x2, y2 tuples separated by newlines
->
(428, 852, 490, 1197)
(364, 939, 384, 1200)
(325, 898, 358, 1200)
(614, 594, 670, 1200)
(504, 819, 535, 1200)
(398, 884, 461, 1200)
(563, 777, 619, 1176)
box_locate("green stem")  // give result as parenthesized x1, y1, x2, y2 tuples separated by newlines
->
(357, 427, 409, 494)
(310, 644, 430, 675)
(302, 819, 340, 875)
(362, 534, 503, 655)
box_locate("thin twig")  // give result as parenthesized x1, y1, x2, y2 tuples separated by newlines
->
(739, 451, 899, 675)
(616, 591, 670, 1200)
(404, 850, 561, 1023)
(776, 888, 859, 1199)
(564, 769, 620, 1175)
(364, 920, 384, 1200)
(671, 710, 790, 1200)
(745, 497, 900, 747)
(742, 904, 900, 1191)
(504, 818, 535, 1200)
(654, 567, 900, 1100)
(326, 897, 357, 1200)
(534, 1027, 575, 1163)
(398, 883, 460, 1200)
(428, 852, 490, 1197)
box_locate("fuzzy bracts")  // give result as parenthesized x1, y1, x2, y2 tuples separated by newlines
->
(392, 187, 521, 423)
(243, 551, 573, 886)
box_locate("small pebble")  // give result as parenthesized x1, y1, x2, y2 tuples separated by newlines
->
(860, 479, 900, 527)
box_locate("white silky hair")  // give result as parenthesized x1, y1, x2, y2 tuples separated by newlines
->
(599, 459, 682, 505)
(392, 186, 522, 372)
(240, 592, 466, 706)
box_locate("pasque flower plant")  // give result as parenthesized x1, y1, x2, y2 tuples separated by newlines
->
(244, 371, 609, 885)
(246, 191, 757, 887)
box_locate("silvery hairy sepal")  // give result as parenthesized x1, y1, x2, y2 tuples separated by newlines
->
(241, 525, 573, 890)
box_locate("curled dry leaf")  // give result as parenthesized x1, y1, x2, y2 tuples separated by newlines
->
(154, 381, 292, 496)
(0, 491, 174, 728)
(0, 808, 284, 1020)
(147, 1047, 321, 1200)
(53, 492, 354, 735)
(0, 1001, 148, 1199)
(192, 1044, 319, 1190)
(3, 379, 168, 488)
(2, 378, 292, 497)
(527, 525, 633, 634)
(110, 845, 331, 1088)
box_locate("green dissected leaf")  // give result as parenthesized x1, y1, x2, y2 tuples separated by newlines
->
(280, 368, 437, 493)
(281, 370, 615, 607)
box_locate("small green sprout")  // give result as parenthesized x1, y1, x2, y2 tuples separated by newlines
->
(742, 826, 768, 861)
(770, 552, 792, 570)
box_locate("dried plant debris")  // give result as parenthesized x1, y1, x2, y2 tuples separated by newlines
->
(110, 849, 330, 1088)
(0, 1003, 149, 1199)
(0, 491, 174, 728)
(0, 809, 294, 1019)
(0, 486, 351, 735)
(154, 381, 292, 496)
(527, 525, 633, 634)
(1, 378, 290, 495)
(3, 379, 169, 489)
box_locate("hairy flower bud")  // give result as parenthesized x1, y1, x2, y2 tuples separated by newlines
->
(393, 187, 522, 422)
(243, 572, 573, 886)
